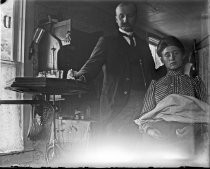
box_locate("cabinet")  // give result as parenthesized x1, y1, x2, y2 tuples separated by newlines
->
(55, 119, 93, 148)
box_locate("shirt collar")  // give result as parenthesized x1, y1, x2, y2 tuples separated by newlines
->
(119, 28, 134, 36)
(166, 66, 184, 76)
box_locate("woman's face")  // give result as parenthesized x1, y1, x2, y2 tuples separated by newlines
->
(161, 46, 184, 70)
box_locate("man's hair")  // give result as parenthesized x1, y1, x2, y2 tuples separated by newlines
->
(157, 36, 185, 57)
(115, 2, 138, 15)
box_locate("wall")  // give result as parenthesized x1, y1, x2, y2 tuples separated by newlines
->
(197, 0, 210, 166)
(198, 0, 210, 103)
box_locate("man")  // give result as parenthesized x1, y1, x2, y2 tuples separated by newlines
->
(72, 2, 156, 142)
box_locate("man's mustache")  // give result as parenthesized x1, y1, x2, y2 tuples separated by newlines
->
(122, 24, 131, 27)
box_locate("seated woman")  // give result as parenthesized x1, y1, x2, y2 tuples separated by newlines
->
(134, 36, 209, 157)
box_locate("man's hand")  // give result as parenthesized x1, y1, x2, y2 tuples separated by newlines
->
(67, 69, 86, 82)
(67, 69, 77, 80)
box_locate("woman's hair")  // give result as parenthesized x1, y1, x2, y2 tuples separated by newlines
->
(157, 36, 185, 57)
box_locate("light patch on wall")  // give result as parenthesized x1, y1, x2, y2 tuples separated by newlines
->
(0, 63, 23, 154)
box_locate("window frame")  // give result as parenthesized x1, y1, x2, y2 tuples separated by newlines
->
(148, 34, 163, 69)
(0, 0, 26, 154)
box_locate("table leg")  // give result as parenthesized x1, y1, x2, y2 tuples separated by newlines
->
(45, 95, 63, 164)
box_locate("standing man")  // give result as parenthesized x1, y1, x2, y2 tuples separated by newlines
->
(72, 2, 156, 143)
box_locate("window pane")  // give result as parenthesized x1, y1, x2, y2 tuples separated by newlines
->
(1, 0, 13, 61)
(0, 0, 24, 153)
(149, 43, 163, 69)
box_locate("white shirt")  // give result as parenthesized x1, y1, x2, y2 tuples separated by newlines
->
(119, 28, 136, 46)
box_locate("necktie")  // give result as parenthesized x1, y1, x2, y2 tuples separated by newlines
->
(119, 31, 135, 47)
(128, 35, 135, 47)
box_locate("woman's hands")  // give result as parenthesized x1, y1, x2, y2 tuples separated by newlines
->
(147, 128, 163, 139)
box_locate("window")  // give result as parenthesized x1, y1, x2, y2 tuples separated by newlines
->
(148, 36, 163, 69)
(0, 0, 25, 153)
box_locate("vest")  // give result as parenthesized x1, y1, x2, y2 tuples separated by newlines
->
(127, 45, 146, 91)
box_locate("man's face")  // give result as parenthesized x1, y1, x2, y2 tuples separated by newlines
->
(161, 46, 184, 70)
(115, 4, 137, 32)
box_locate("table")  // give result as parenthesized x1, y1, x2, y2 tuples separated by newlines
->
(6, 77, 89, 95)
(2, 77, 91, 163)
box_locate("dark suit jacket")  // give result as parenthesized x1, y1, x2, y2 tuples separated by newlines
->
(76, 33, 156, 123)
